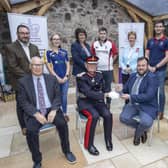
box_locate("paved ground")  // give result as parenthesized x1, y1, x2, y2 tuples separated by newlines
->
(1, 87, 168, 168)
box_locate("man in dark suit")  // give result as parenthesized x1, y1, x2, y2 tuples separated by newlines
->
(118, 57, 158, 146)
(5, 24, 40, 134)
(17, 56, 76, 168)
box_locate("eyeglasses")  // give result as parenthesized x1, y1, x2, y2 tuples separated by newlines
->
(18, 32, 30, 35)
(155, 26, 164, 28)
(31, 64, 43, 67)
(52, 38, 61, 41)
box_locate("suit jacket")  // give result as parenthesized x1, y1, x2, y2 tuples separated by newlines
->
(123, 71, 158, 119)
(71, 41, 91, 76)
(119, 45, 143, 74)
(77, 71, 106, 111)
(17, 74, 61, 128)
(5, 40, 40, 89)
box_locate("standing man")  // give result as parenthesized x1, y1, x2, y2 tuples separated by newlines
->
(17, 57, 76, 168)
(118, 57, 158, 146)
(77, 56, 113, 156)
(5, 24, 40, 133)
(91, 27, 118, 109)
(145, 20, 168, 119)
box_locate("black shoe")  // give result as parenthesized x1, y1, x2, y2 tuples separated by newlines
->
(88, 145, 99, 155)
(133, 136, 140, 146)
(141, 131, 147, 144)
(65, 152, 77, 164)
(33, 162, 41, 168)
(106, 140, 113, 151)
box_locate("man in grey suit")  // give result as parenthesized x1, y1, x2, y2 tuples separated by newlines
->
(17, 57, 76, 168)
(5, 24, 40, 133)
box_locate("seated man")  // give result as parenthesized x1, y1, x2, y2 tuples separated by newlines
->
(17, 56, 76, 168)
(76, 56, 113, 156)
(118, 57, 158, 146)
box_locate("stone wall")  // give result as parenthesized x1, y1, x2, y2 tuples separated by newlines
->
(0, 0, 132, 86)
(0, 13, 11, 53)
(0, 0, 132, 55)
(45, 0, 132, 53)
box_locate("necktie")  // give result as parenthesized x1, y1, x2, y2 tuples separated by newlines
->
(37, 78, 47, 115)
(131, 76, 142, 94)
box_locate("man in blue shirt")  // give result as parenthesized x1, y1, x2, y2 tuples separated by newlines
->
(145, 20, 168, 120)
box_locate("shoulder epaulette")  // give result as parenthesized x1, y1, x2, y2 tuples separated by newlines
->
(77, 72, 86, 77)
(96, 70, 102, 73)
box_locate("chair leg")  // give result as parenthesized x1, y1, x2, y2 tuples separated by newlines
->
(76, 111, 79, 130)
(157, 116, 160, 133)
(123, 125, 128, 138)
(79, 119, 83, 144)
(148, 123, 154, 146)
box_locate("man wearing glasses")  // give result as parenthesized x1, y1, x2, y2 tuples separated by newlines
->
(5, 24, 40, 134)
(17, 57, 76, 168)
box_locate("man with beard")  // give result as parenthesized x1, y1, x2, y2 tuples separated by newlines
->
(145, 20, 168, 120)
(118, 57, 158, 146)
(5, 24, 40, 134)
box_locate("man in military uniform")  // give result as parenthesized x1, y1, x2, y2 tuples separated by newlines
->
(76, 56, 113, 156)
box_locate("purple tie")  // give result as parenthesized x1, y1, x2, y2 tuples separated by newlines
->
(37, 78, 47, 115)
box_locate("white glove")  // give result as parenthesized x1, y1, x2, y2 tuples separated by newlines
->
(108, 91, 120, 99)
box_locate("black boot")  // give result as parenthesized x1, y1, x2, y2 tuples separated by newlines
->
(133, 136, 140, 146)
(105, 140, 113, 151)
(141, 131, 147, 144)
(88, 145, 99, 155)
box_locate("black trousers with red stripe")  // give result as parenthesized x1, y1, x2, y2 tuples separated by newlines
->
(80, 103, 113, 149)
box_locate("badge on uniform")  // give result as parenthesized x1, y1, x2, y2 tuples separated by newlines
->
(91, 78, 95, 83)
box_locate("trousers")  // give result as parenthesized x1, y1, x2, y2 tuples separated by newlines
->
(26, 109, 70, 163)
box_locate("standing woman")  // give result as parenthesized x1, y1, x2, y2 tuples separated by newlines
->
(71, 28, 91, 76)
(119, 31, 143, 84)
(46, 33, 70, 120)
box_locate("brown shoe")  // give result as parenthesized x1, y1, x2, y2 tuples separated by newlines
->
(159, 113, 164, 120)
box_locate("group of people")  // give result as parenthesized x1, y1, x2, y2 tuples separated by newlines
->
(4, 19, 168, 168)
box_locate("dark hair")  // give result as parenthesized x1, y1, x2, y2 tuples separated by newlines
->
(128, 31, 136, 39)
(137, 57, 149, 64)
(98, 27, 107, 33)
(17, 24, 30, 33)
(154, 20, 165, 27)
(75, 28, 87, 41)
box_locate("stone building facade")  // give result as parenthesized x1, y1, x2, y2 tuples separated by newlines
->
(0, 0, 132, 86)
(45, 0, 131, 52)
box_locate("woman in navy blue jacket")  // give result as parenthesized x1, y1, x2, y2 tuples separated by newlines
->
(71, 28, 91, 76)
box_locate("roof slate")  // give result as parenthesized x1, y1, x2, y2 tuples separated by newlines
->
(126, 0, 168, 16)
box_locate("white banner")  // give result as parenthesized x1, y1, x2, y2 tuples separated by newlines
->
(7, 13, 49, 73)
(118, 23, 144, 67)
